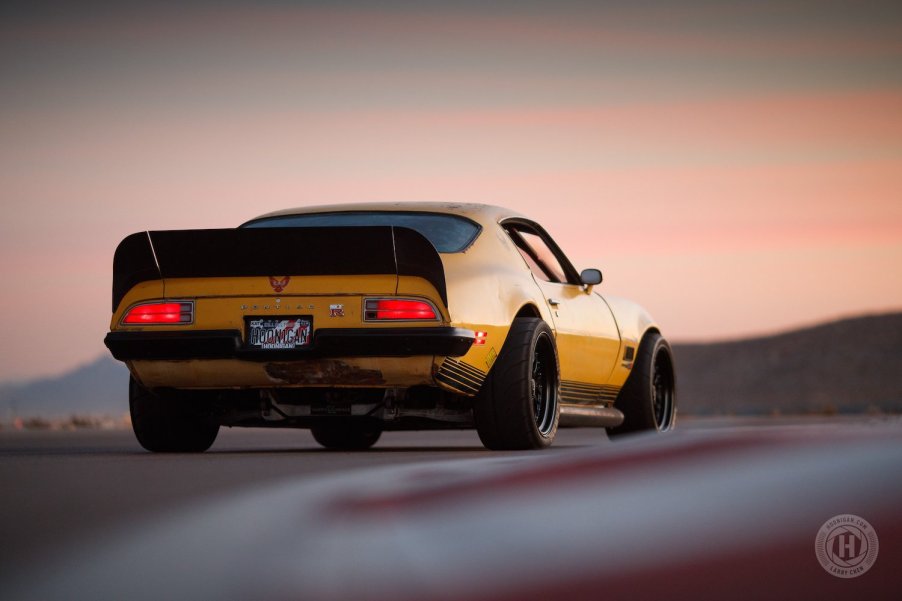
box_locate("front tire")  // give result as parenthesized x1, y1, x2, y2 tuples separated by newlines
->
(311, 420, 382, 450)
(475, 317, 560, 450)
(607, 331, 676, 437)
(129, 377, 220, 453)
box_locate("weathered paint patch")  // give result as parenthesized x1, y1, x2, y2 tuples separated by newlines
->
(264, 361, 385, 385)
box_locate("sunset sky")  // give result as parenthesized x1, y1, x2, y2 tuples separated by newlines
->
(1, 1, 901, 382)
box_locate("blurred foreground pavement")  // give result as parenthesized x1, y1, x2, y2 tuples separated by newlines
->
(2, 420, 901, 600)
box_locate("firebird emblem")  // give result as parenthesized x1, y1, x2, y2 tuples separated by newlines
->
(268, 276, 290, 293)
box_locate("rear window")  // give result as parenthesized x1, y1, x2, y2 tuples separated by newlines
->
(242, 211, 481, 253)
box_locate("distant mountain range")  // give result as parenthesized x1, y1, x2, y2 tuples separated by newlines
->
(0, 356, 130, 420)
(1, 312, 900, 420)
(673, 312, 902, 415)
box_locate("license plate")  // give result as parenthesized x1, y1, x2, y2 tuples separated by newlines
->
(245, 317, 312, 350)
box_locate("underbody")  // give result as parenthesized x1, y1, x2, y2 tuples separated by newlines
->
(168, 384, 477, 431)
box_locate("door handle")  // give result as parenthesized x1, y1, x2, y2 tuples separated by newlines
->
(548, 298, 561, 306)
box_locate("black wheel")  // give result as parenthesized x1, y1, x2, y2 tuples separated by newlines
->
(129, 377, 220, 452)
(608, 331, 676, 437)
(474, 317, 560, 450)
(311, 420, 382, 450)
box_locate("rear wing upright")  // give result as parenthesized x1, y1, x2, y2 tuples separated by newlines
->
(112, 226, 446, 311)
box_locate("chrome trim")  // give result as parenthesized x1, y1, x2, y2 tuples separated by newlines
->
(362, 297, 442, 323)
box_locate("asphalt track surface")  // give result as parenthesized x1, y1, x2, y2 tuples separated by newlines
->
(2, 417, 901, 600)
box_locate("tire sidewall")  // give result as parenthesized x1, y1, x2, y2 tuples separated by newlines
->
(645, 335, 675, 432)
(129, 377, 219, 452)
(609, 331, 676, 436)
(530, 324, 561, 446)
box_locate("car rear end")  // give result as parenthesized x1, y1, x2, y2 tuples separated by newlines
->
(105, 224, 475, 392)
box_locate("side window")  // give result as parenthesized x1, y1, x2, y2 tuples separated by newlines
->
(504, 225, 569, 284)
(511, 236, 551, 281)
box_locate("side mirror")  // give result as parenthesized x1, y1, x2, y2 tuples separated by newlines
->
(580, 268, 602, 286)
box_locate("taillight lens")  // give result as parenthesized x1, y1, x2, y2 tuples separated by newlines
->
(364, 299, 437, 321)
(123, 302, 193, 325)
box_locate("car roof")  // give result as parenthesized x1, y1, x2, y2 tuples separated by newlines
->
(246, 202, 526, 227)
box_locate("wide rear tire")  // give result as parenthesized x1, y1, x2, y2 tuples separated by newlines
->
(474, 317, 560, 450)
(311, 420, 382, 450)
(129, 377, 220, 453)
(607, 331, 676, 437)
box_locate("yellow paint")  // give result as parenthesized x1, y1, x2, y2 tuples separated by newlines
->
(531, 279, 621, 386)
(109, 280, 166, 329)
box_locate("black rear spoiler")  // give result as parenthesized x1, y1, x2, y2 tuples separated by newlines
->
(112, 226, 446, 312)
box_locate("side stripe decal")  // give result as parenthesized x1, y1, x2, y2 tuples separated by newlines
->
(560, 380, 621, 404)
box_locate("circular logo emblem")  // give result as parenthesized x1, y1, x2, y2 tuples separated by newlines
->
(815, 514, 879, 578)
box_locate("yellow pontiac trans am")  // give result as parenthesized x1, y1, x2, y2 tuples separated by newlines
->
(105, 203, 675, 451)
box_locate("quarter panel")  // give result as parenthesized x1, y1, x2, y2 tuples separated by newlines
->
(439, 222, 554, 378)
(599, 294, 659, 388)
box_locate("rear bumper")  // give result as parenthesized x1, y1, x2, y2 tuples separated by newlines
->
(105, 327, 475, 361)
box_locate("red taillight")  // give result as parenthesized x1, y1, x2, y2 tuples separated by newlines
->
(474, 331, 488, 346)
(364, 299, 437, 321)
(123, 302, 193, 325)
